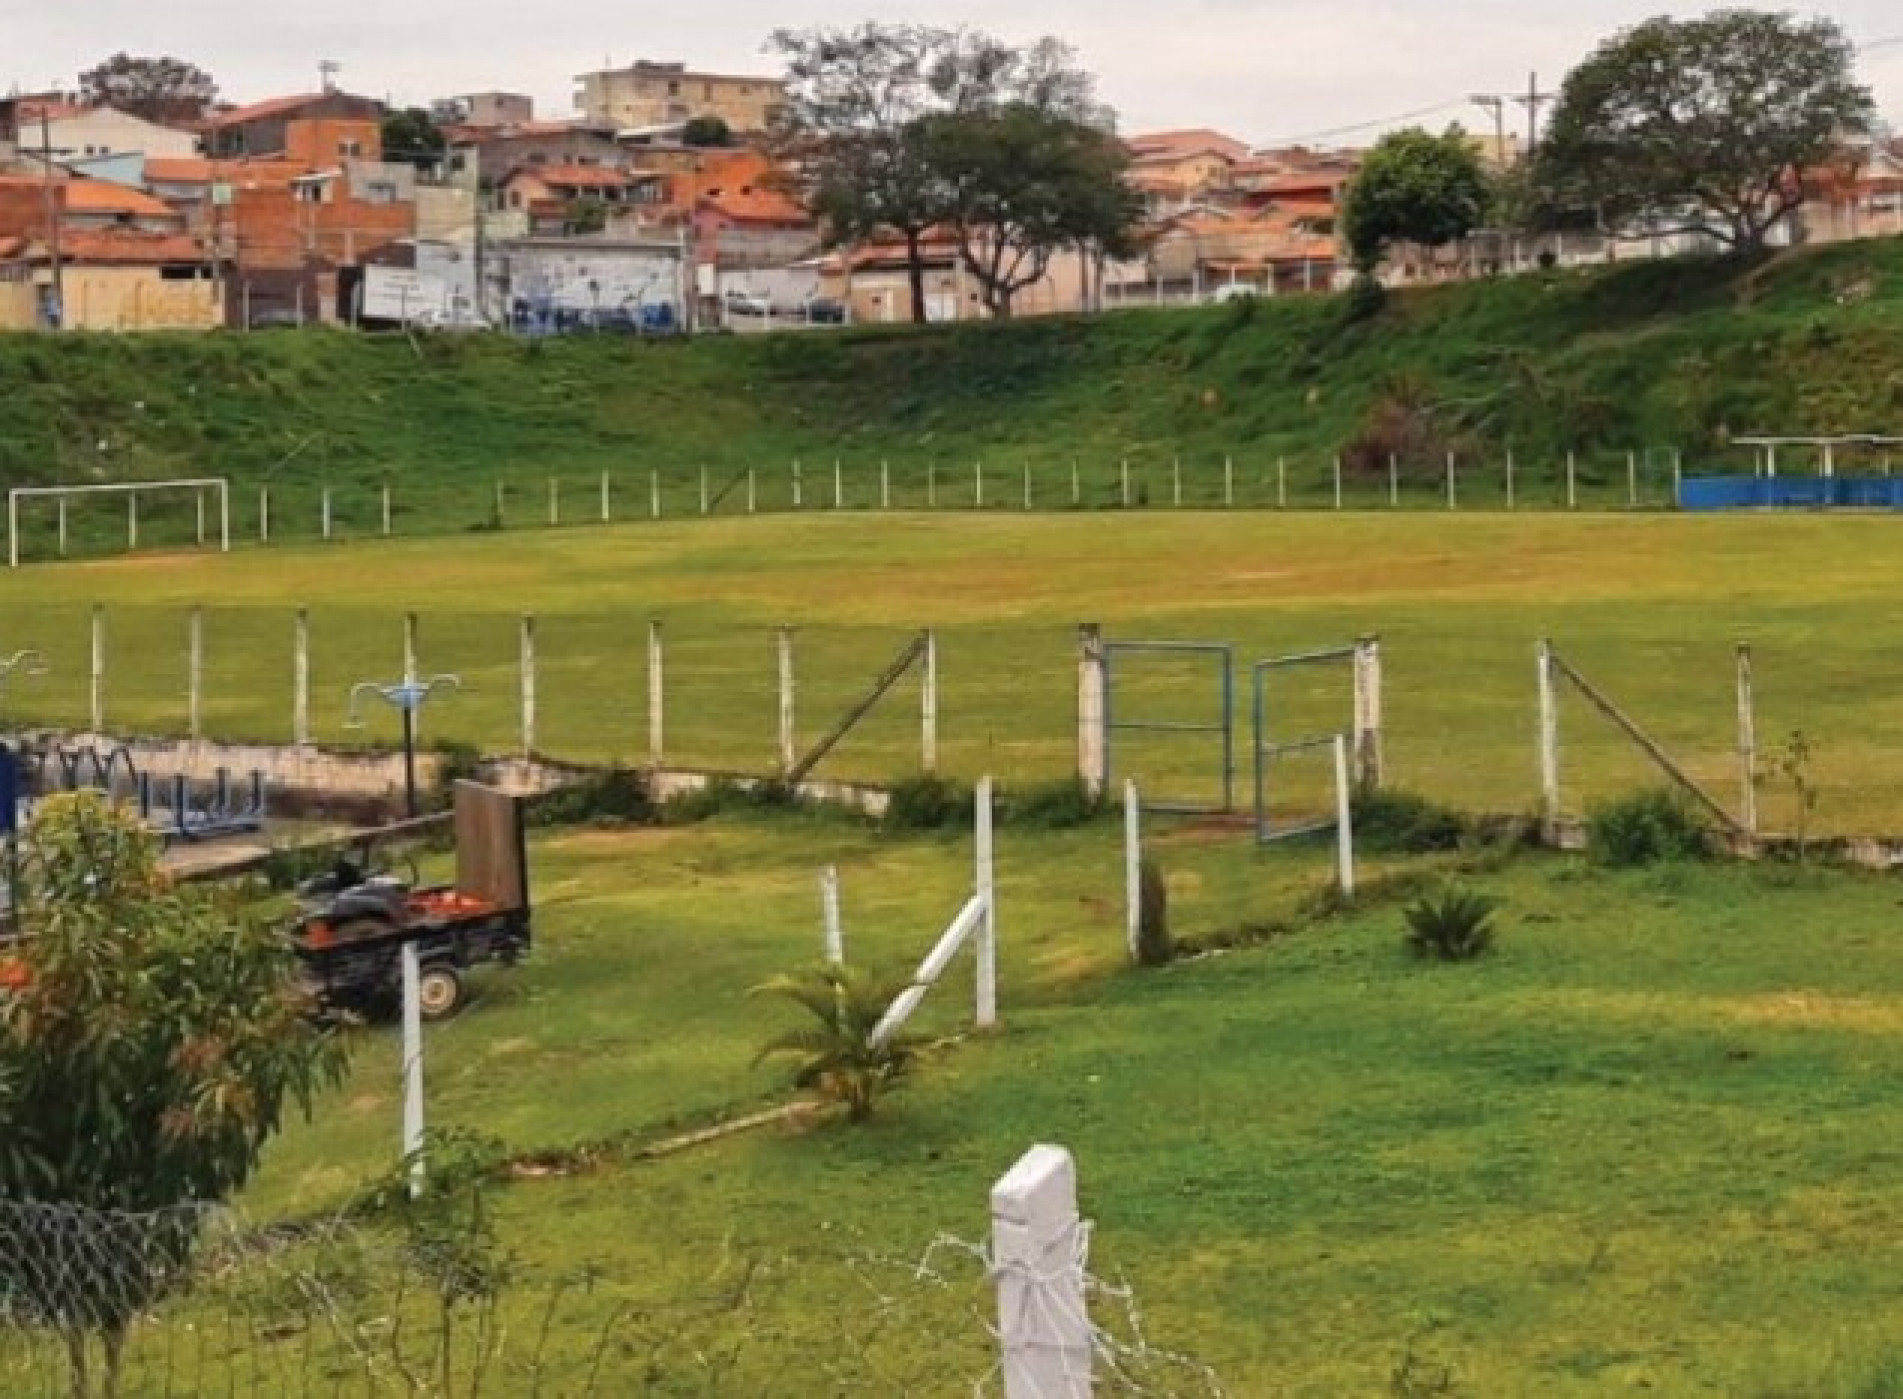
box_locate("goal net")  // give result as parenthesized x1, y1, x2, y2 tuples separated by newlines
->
(7, 478, 230, 567)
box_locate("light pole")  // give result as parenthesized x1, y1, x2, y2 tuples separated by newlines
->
(346, 676, 460, 819)
(0, 650, 48, 726)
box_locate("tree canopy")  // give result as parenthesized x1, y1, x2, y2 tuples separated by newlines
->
(1533, 10, 1874, 251)
(681, 115, 734, 148)
(78, 54, 217, 125)
(1340, 127, 1492, 273)
(380, 107, 447, 168)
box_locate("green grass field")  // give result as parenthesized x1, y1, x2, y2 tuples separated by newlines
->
(7, 510, 1903, 833)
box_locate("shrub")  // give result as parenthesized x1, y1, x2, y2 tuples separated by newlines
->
(751, 964, 913, 1122)
(1353, 788, 1466, 854)
(1133, 857, 1174, 966)
(531, 766, 654, 827)
(1587, 788, 1710, 867)
(659, 776, 800, 825)
(1402, 885, 1499, 962)
(430, 739, 484, 808)
(883, 774, 972, 831)
(1001, 777, 1104, 829)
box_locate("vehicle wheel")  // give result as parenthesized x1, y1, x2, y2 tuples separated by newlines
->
(417, 965, 465, 1021)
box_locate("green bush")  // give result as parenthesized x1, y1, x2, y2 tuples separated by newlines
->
(532, 767, 654, 827)
(1352, 788, 1466, 854)
(1587, 788, 1710, 867)
(1134, 858, 1174, 966)
(883, 775, 972, 831)
(1001, 778, 1104, 829)
(1402, 885, 1499, 962)
(429, 739, 485, 809)
(659, 777, 800, 825)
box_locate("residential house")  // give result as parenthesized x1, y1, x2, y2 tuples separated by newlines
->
(488, 235, 685, 330)
(0, 173, 188, 238)
(499, 164, 659, 235)
(819, 229, 1141, 323)
(432, 92, 535, 130)
(1798, 137, 1903, 243)
(575, 60, 786, 135)
(694, 184, 816, 271)
(202, 91, 384, 158)
(0, 229, 224, 331)
(1138, 206, 1343, 299)
(1124, 129, 1249, 217)
(445, 119, 623, 191)
(18, 107, 199, 166)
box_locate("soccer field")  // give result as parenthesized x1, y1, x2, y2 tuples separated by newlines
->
(6, 510, 1901, 831)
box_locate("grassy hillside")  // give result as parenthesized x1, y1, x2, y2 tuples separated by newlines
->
(2, 239, 1901, 540)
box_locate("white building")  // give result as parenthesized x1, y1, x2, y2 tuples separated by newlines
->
(21, 108, 198, 164)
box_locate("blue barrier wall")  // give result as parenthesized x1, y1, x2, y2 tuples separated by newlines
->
(1678, 476, 1903, 511)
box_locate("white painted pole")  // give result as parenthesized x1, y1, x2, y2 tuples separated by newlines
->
(400, 941, 425, 1199)
(1445, 450, 1457, 510)
(89, 605, 104, 732)
(1070, 458, 1080, 507)
(259, 487, 271, 544)
(1332, 455, 1343, 510)
(1334, 733, 1356, 896)
(1389, 453, 1400, 508)
(821, 865, 845, 965)
(975, 774, 996, 1030)
(699, 466, 709, 516)
(381, 483, 392, 537)
(833, 458, 843, 509)
(601, 471, 611, 523)
(1538, 639, 1560, 828)
(648, 619, 665, 766)
(195, 490, 207, 546)
(519, 613, 537, 759)
(1277, 457, 1287, 508)
(777, 626, 796, 773)
(1627, 450, 1638, 508)
(1566, 451, 1578, 510)
(1022, 460, 1032, 511)
(650, 470, 661, 520)
(975, 460, 985, 509)
(1223, 455, 1234, 507)
(6, 492, 17, 569)
(1124, 779, 1141, 964)
(187, 607, 203, 741)
(1120, 458, 1131, 508)
(921, 629, 939, 773)
(1171, 456, 1182, 507)
(880, 460, 891, 510)
(992, 1145, 1092, 1399)
(1672, 449, 1683, 504)
(56, 496, 67, 559)
(747, 468, 757, 514)
(402, 611, 418, 688)
(1737, 643, 1758, 838)
(320, 486, 331, 542)
(127, 492, 138, 551)
(1505, 448, 1516, 510)
(293, 608, 310, 747)
(793, 460, 803, 509)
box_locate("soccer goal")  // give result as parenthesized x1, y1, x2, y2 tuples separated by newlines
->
(7, 478, 231, 567)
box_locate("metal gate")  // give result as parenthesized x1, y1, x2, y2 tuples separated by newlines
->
(1252, 639, 1380, 844)
(1102, 640, 1234, 814)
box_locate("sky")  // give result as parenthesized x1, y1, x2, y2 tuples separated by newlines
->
(9, 1, 1903, 146)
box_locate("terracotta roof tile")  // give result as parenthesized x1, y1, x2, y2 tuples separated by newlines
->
(698, 188, 809, 224)
(203, 93, 332, 128)
(145, 157, 214, 184)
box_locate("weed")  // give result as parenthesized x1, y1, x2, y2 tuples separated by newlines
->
(1353, 788, 1467, 855)
(883, 775, 972, 831)
(1587, 789, 1710, 867)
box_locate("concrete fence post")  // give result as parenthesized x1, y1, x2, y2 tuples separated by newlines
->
(400, 941, 425, 1199)
(601, 470, 612, 523)
(1334, 734, 1356, 895)
(519, 613, 537, 760)
(1538, 639, 1560, 829)
(187, 607, 203, 742)
(1736, 643, 1758, 838)
(1505, 448, 1517, 510)
(1352, 636, 1385, 790)
(921, 628, 939, 774)
(89, 606, 104, 732)
(777, 626, 796, 773)
(821, 865, 845, 965)
(259, 486, 270, 544)
(1389, 453, 1400, 508)
(647, 619, 665, 766)
(992, 1145, 1092, 1399)
(1124, 779, 1141, 963)
(1333, 455, 1343, 510)
(127, 493, 139, 551)
(650, 470, 661, 520)
(1077, 624, 1108, 800)
(381, 484, 393, 537)
(880, 460, 891, 510)
(321, 486, 332, 542)
(975, 774, 996, 1030)
(293, 608, 311, 748)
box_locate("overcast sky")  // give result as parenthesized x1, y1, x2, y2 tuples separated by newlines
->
(10, 2, 1902, 145)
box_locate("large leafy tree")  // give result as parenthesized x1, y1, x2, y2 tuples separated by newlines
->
(380, 106, 447, 168)
(1340, 127, 1492, 273)
(77, 54, 218, 125)
(0, 794, 344, 1392)
(1533, 11, 1874, 252)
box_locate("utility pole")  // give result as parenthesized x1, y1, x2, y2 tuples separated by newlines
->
(1470, 94, 1509, 168)
(38, 110, 65, 330)
(1513, 72, 1556, 154)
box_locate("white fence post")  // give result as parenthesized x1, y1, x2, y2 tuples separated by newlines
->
(648, 619, 665, 766)
(975, 460, 986, 509)
(821, 865, 845, 964)
(881, 460, 892, 510)
(1352, 635, 1385, 789)
(56, 496, 67, 558)
(1538, 639, 1560, 828)
(834, 458, 844, 509)
(1627, 450, 1639, 508)
(89, 605, 104, 732)
(1223, 455, 1234, 508)
(1505, 448, 1516, 510)
(321, 486, 332, 542)
(921, 628, 939, 774)
(259, 486, 271, 544)
(381, 483, 393, 537)
(793, 461, 804, 509)
(1389, 453, 1400, 508)
(293, 608, 311, 747)
(777, 626, 796, 773)
(400, 941, 425, 1199)
(1171, 456, 1182, 507)
(747, 469, 757, 514)
(1566, 451, 1578, 510)
(127, 492, 139, 551)
(992, 1145, 1092, 1399)
(975, 774, 997, 1030)
(1672, 449, 1683, 503)
(1124, 779, 1141, 963)
(1120, 458, 1131, 509)
(519, 613, 537, 760)
(187, 607, 203, 741)
(1334, 733, 1356, 896)
(1445, 450, 1457, 510)
(1070, 458, 1080, 507)
(601, 470, 612, 523)
(700, 466, 710, 516)
(1277, 457, 1287, 509)
(1076, 624, 1108, 800)
(195, 490, 207, 546)
(1022, 461, 1032, 511)
(1736, 643, 1758, 839)
(650, 470, 661, 520)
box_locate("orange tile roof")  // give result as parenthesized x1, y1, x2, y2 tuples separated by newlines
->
(511, 164, 635, 191)
(1127, 129, 1250, 161)
(0, 229, 209, 265)
(204, 93, 331, 128)
(16, 98, 91, 123)
(145, 157, 214, 184)
(699, 188, 809, 224)
(60, 179, 180, 218)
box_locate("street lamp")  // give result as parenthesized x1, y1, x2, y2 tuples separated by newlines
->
(346, 675, 460, 819)
(0, 650, 48, 725)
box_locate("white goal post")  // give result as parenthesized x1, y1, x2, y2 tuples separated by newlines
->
(8, 477, 231, 567)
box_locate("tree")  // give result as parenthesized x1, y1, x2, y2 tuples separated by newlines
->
(924, 102, 1138, 318)
(680, 115, 734, 148)
(1340, 127, 1492, 274)
(752, 964, 912, 1121)
(380, 106, 447, 169)
(1533, 11, 1874, 253)
(77, 54, 217, 125)
(0, 794, 344, 1394)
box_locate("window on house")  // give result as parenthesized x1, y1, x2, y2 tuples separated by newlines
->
(160, 265, 204, 281)
(363, 181, 398, 204)
(666, 81, 681, 97)
(339, 138, 362, 158)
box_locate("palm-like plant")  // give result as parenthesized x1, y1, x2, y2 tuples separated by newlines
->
(1402, 885, 1500, 962)
(752, 964, 913, 1122)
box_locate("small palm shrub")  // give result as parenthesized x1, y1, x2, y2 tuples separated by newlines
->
(1402, 885, 1499, 962)
(1587, 788, 1710, 867)
(752, 964, 913, 1121)
(1134, 858, 1173, 966)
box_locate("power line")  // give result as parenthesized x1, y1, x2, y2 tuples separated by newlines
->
(1252, 97, 1471, 150)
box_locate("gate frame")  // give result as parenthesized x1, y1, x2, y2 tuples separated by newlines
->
(1102, 640, 1235, 815)
(1252, 637, 1382, 845)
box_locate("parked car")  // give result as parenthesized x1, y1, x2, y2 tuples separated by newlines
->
(805, 297, 848, 325)
(723, 289, 771, 317)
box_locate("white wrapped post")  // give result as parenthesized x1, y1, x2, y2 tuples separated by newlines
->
(1223, 455, 1234, 507)
(1537, 639, 1560, 826)
(187, 607, 203, 741)
(381, 484, 392, 537)
(821, 865, 845, 964)
(1445, 450, 1457, 510)
(1334, 733, 1356, 896)
(519, 613, 537, 759)
(400, 941, 425, 1199)
(777, 626, 796, 772)
(1352, 636, 1384, 789)
(647, 619, 665, 765)
(1124, 779, 1141, 963)
(921, 629, 939, 773)
(880, 460, 891, 510)
(601, 470, 612, 522)
(1332, 455, 1343, 510)
(975, 775, 996, 1030)
(293, 608, 311, 748)
(1736, 643, 1758, 838)
(992, 1145, 1092, 1399)
(257, 486, 271, 543)
(89, 605, 104, 732)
